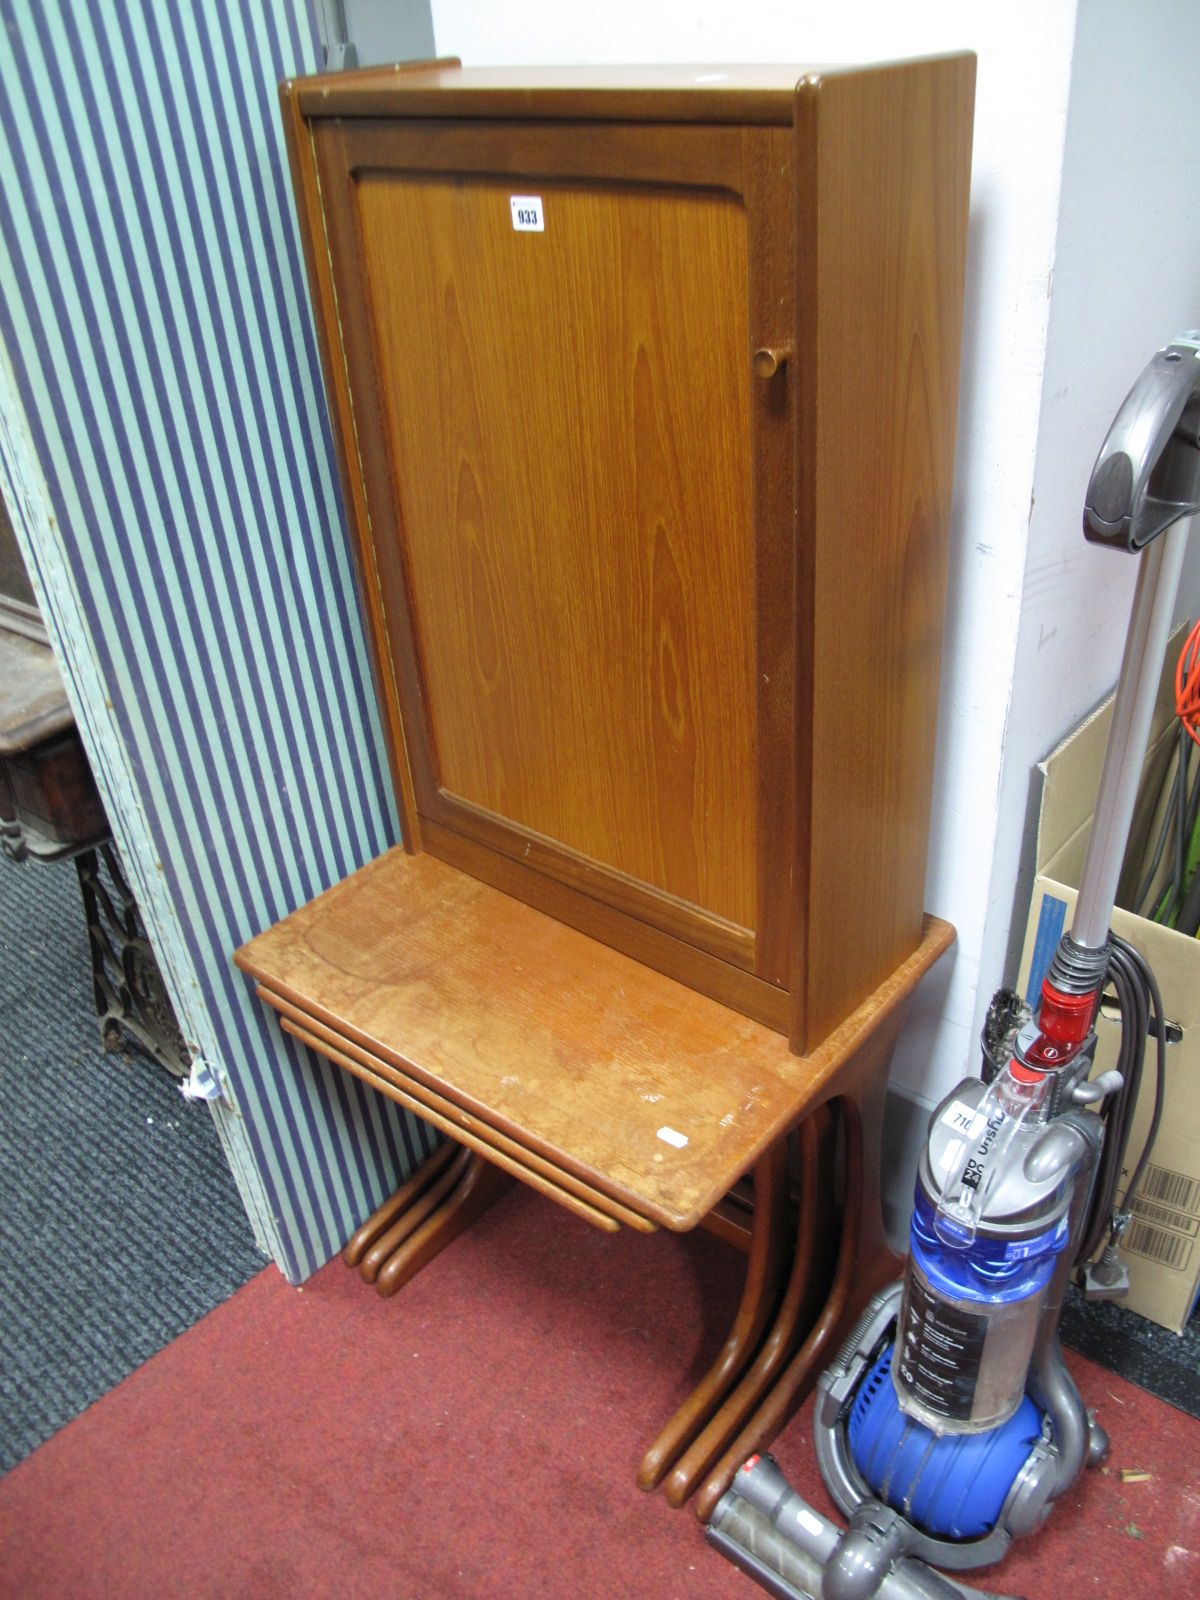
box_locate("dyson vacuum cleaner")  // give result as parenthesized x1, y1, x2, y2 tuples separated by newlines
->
(707, 334, 1200, 1600)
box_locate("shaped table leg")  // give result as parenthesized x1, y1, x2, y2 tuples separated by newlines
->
(375, 1150, 514, 1298)
(662, 1108, 836, 1507)
(361, 1145, 474, 1285)
(342, 1138, 460, 1267)
(693, 1012, 905, 1524)
(638, 1133, 792, 1492)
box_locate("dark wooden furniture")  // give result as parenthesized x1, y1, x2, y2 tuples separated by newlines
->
(0, 502, 187, 1076)
(237, 56, 974, 1513)
(0, 513, 108, 863)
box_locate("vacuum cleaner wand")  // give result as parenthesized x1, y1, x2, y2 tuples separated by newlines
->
(707, 334, 1200, 1600)
(1071, 336, 1200, 949)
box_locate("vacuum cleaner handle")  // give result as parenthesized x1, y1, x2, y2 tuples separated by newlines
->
(1084, 334, 1200, 551)
(1069, 335, 1200, 951)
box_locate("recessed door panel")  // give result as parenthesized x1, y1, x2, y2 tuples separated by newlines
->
(356, 175, 758, 932)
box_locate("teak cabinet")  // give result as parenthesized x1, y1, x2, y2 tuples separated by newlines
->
(240, 59, 974, 1506)
(279, 58, 975, 1058)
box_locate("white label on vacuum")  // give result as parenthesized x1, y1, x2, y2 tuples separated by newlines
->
(657, 1125, 689, 1149)
(796, 1507, 825, 1538)
(939, 1137, 965, 1173)
(510, 195, 544, 231)
(941, 1099, 986, 1140)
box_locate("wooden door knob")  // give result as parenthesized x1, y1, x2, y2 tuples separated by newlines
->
(752, 346, 791, 379)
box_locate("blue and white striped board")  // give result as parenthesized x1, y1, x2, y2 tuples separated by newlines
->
(0, 0, 436, 1281)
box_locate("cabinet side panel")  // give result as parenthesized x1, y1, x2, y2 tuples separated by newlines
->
(795, 56, 975, 1049)
(279, 92, 422, 848)
(356, 175, 759, 931)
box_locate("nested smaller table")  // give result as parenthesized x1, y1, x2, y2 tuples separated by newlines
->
(235, 845, 952, 1511)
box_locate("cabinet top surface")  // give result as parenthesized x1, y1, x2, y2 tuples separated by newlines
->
(286, 56, 972, 126)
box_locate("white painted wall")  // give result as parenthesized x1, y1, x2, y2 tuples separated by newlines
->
(984, 0, 1200, 1005)
(429, 1, 1082, 1104)
(313, 0, 435, 67)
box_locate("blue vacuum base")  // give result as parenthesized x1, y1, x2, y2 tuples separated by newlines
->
(847, 1345, 1044, 1540)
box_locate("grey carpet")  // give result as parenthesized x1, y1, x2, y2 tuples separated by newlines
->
(0, 852, 265, 1473)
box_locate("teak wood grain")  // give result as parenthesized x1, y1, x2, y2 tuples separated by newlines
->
(279, 57, 974, 1050)
(356, 172, 758, 933)
(268, 992, 654, 1231)
(661, 1112, 831, 1506)
(310, 114, 782, 984)
(371, 1150, 514, 1299)
(288, 62, 914, 125)
(279, 1013, 624, 1235)
(419, 816, 790, 1033)
(343, 1138, 459, 1268)
(637, 1134, 791, 1491)
(234, 845, 954, 1232)
(790, 55, 976, 1049)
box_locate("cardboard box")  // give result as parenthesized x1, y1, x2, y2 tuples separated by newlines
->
(1017, 644, 1200, 1334)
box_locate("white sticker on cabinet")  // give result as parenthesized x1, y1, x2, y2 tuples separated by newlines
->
(510, 195, 544, 232)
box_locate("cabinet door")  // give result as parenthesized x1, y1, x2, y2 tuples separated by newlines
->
(309, 119, 794, 1026)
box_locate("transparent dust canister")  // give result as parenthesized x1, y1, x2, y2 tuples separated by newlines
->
(892, 1071, 1071, 1435)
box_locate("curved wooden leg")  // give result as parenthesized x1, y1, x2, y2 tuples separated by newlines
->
(663, 1109, 836, 1507)
(342, 1138, 459, 1267)
(361, 1144, 473, 1283)
(375, 1151, 514, 1298)
(693, 1015, 905, 1524)
(638, 1134, 791, 1492)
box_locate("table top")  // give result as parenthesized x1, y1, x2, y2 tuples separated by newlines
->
(236, 847, 951, 1229)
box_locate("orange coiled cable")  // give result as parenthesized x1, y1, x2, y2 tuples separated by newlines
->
(1178, 617, 1200, 749)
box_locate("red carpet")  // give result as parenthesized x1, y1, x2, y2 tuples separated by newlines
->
(1, 1184, 1197, 1599)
